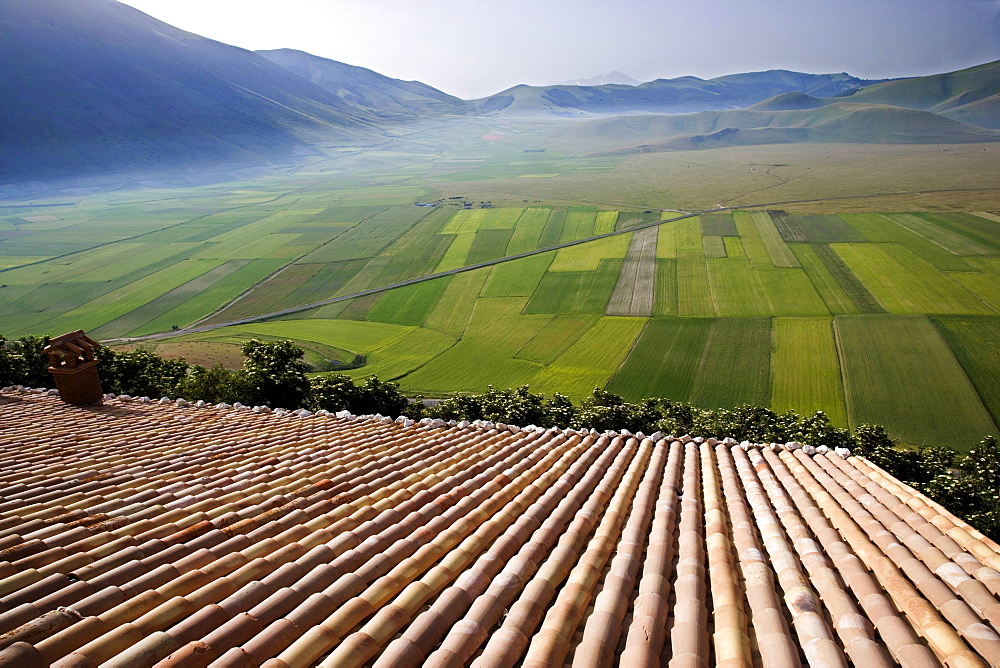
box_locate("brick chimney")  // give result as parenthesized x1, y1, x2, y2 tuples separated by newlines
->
(43, 330, 103, 406)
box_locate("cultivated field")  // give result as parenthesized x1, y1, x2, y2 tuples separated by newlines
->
(3, 125, 1000, 449)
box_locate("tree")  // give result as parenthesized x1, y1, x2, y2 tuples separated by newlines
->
(431, 393, 484, 422)
(354, 376, 409, 417)
(960, 435, 1000, 488)
(308, 374, 362, 413)
(307, 374, 410, 416)
(95, 346, 189, 397)
(175, 363, 247, 404)
(0, 335, 51, 388)
(477, 385, 550, 427)
(573, 388, 660, 433)
(241, 339, 310, 408)
(545, 393, 576, 428)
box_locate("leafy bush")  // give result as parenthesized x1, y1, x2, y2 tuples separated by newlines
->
(241, 339, 310, 408)
(308, 374, 409, 417)
(0, 335, 50, 388)
(175, 363, 248, 405)
(95, 347, 189, 398)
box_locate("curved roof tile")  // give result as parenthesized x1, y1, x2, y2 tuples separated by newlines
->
(0, 388, 998, 667)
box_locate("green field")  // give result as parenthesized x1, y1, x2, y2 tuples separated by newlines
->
(689, 318, 773, 409)
(771, 317, 847, 426)
(4, 131, 1000, 448)
(423, 268, 491, 336)
(933, 316, 1000, 429)
(524, 258, 624, 314)
(527, 317, 646, 397)
(606, 318, 713, 401)
(835, 315, 996, 446)
(365, 276, 451, 326)
(506, 208, 552, 254)
(481, 253, 554, 297)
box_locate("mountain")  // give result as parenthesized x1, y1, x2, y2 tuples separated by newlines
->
(557, 72, 641, 87)
(0, 0, 387, 184)
(475, 70, 889, 117)
(256, 49, 476, 119)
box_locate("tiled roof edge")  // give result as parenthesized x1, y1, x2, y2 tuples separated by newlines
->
(0, 385, 851, 456)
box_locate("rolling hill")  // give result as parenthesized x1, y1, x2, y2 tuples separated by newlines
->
(553, 101, 1000, 154)
(844, 59, 1000, 129)
(256, 49, 476, 119)
(474, 70, 889, 117)
(847, 59, 1000, 112)
(0, 0, 391, 183)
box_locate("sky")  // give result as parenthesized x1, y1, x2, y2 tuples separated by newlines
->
(116, 0, 1000, 100)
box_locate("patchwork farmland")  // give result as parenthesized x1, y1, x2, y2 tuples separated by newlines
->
(3, 182, 1000, 448)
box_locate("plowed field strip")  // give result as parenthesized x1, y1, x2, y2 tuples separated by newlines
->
(607, 227, 658, 316)
(749, 211, 799, 268)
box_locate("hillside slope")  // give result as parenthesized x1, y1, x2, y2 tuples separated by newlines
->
(847, 59, 1000, 114)
(941, 94, 1000, 129)
(0, 0, 385, 183)
(554, 102, 1000, 153)
(257, 49, 476, 119)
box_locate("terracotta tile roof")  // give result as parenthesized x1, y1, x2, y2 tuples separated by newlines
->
(1, 387, 999, 667)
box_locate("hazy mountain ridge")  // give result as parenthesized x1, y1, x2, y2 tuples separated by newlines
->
(556, 71, 641, 86)
(256, 49, 477, 119)
(552, 60, 1000, 153)
(474, 70, 891, 117)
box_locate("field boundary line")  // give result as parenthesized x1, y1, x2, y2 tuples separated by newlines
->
(604, 317, 652, 392)
(831, 316, 855, 430)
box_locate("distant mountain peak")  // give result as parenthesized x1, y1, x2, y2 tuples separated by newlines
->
(556, 71, 640, 87)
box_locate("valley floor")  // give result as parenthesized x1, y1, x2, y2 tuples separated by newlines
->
(3, 130, 1000, 449)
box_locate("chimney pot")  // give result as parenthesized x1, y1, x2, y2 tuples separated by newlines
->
(43, 330, 104, 406)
